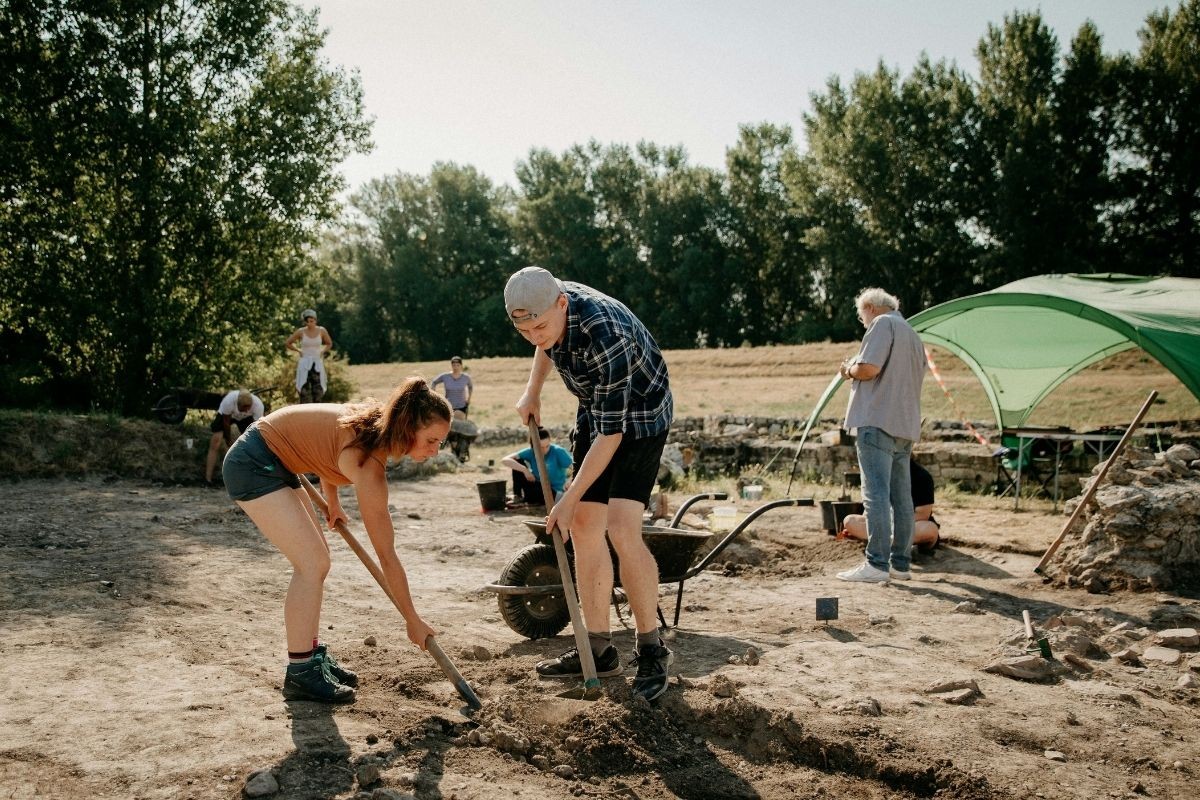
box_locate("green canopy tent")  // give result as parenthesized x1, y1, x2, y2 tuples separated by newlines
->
(786, 274, 1200, 490)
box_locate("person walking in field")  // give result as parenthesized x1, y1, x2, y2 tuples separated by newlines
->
(505, 265, 675, 702)
(221, 378, 450, 702)
(836, 287, 926, 583)
(286, 309, 333, 403)
(431, 356, 473, 418)
(205, 389, 265, 485)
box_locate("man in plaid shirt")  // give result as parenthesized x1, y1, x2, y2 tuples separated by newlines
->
(505, 266, 674, 702)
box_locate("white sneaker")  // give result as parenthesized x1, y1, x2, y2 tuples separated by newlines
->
(889, 568, 912, 580)
(836, 562, 890, 582)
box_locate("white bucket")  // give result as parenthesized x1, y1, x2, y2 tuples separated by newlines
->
(742, 484, 764, 501)
(710, 506, 740, 532)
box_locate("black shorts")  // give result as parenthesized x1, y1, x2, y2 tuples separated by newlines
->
(571, 416, 667, 508)
(210, 414, 254, 435)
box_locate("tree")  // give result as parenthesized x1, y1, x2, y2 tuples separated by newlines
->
(0, 1, 370, 413)
(1111, 0, 1200, 277)
(338, 163, 518, 362)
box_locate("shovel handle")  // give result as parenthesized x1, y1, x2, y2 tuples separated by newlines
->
(527, 418, 601, 690)
(298, 475, 482, 710)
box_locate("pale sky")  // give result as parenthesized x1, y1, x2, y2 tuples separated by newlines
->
(297, 1, 1168, 194)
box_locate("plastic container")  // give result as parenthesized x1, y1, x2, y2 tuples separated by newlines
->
(742, 484, 764, 501)
(709, 506, 741, 532)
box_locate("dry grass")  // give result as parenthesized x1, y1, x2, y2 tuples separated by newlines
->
(345, 343, 1198, 432)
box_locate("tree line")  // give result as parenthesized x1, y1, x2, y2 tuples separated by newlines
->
(3, 2, 1199, 413)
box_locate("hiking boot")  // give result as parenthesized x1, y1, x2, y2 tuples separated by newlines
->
(314, 643, 359, 688)
(535, 644, 623, 678)
(836, 562, 890, 583)
(282, 658, 356, 703)
(631, 642, 674, 702)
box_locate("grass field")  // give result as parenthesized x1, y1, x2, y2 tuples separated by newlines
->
(345, 342, 1198, 433)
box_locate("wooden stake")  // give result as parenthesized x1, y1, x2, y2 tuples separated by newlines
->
(1034, 390, 1158, 574)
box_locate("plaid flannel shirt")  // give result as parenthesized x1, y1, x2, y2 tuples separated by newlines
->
(547, 282, 673, 440)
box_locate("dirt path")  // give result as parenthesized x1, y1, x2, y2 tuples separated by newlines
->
(2, 469, 1197, 800)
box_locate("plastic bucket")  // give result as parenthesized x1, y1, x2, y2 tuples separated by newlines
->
(832, 501, 864, 532)
(709, 506, 741, 532)
(742, 484, 764, 501)
(476, 479, 507, 512)
(819, 500, 837, 534)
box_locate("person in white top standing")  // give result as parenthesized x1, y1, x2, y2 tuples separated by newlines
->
(205, 389, 265, 485)
(286, 309, 333, 403)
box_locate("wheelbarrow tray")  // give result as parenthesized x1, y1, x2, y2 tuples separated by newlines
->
(520, 520, 711, 581)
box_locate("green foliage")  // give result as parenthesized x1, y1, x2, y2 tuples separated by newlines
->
(0, 1, 370, 414)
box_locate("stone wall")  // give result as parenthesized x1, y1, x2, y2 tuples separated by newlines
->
(1049, 444, 1200, 592)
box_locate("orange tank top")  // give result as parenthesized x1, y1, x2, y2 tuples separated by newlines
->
(257, 404, 361, 486)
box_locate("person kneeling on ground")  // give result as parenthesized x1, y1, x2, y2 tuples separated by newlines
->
(501, 426, 573, 507)
(221, 378, 449, 703)
(839, 458, 941, 554)
(205, 389, 265, 485)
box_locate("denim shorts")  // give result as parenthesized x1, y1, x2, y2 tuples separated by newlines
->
(222, 425, 300, 501)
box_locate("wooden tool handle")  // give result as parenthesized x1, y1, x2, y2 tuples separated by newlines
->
(527, 418, 600, 690)
(298, 475, 482, 710)
(1022, 609, 1034, 640)
(1034, 390, 1158, 574)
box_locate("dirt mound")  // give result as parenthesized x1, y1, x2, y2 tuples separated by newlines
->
(1050, 444, 1200, 592)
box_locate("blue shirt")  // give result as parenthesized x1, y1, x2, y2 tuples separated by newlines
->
(547, 283, 673, 440)
(516, 444, 573, 492)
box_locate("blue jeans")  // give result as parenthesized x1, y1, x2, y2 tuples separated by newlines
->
(855, 427, 915, 571)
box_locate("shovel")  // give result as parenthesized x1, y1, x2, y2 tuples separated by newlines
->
(526, 418, 602, 701)
(298, 475, 482, 713)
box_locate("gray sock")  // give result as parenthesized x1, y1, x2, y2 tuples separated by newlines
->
(636, 629, 661, 652)
(588, 631, 612, 656)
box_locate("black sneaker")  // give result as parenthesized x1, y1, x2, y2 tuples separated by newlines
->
(282, 658, 356, 703)
(631, 643, 673, 702)
(536, 644, 623, 678)
(314, 643, 358, 688)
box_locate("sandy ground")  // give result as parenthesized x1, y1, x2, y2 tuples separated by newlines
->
(2, 466, 1199, 800)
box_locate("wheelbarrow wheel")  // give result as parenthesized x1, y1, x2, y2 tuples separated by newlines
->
(496, 543, 570, 640)
(153, 394, 187, 425)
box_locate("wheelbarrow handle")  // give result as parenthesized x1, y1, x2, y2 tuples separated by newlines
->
(685, 498, 808, 578)
(668, 492, 730, 529)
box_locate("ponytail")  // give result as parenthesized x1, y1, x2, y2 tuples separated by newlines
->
(340, 377, 452, 463)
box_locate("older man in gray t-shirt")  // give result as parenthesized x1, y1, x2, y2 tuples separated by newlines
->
(836, 288, 926, 583)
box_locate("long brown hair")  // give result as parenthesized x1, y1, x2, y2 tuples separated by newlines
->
(340, 377, 452, 463)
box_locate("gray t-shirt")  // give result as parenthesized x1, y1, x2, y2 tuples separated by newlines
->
(844, 311, 926, 442)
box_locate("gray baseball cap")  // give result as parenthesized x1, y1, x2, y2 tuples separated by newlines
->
(504, 267, 564, 321)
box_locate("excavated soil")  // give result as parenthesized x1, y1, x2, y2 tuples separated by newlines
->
(2, 467, 1199, 800)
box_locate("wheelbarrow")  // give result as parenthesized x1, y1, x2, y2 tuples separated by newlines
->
(151, 385, 277, 424)
(485, 492, 814, 639)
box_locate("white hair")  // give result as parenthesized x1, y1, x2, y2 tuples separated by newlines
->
(855, 288, 899, 311)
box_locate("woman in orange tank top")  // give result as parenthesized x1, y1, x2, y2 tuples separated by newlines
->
(222, 377, 451, 703)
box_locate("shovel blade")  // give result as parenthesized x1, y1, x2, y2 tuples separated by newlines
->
(555, 685, 602, 701)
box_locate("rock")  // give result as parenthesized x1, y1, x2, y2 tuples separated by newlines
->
(923, 678, 980, 695)
(1142, 646, 1183, 666)
(1113, 648, 1141, 664)
(868, 614, 895, 625)
(1168, 443, 1200, 463)
(244, 769, 279, 797)
(1044, 750, 1068, 762)
(356, 763, 382, 787)
(838, 697, 881, 716)
(1190, 654, 1200, 672)
(371, 791, 414, 800)
(1109, 621, 1135, 633)
(471, 644, 493, 662)
(364, 635, 378, 647)
(936, 688, 979, 705)
(395, 772, 417, 787)
(1177, 673, 1199, 689)
(1061, 653, 1093, 672)
(1155, 628, 1199, 648)
(407, 512, 421, 519)
(1057, 633, 1100, 658)
(552, 765, 576, 780)
(727, 655, 742, 665)
(983, 655, 1058, 682)
(744, 647, 760, 666)
(954, 601, 982, 615)
(530, 755, 549, 769)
